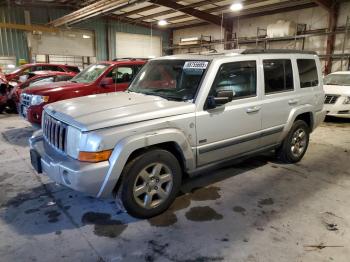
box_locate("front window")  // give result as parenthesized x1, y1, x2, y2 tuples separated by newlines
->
(128, 60, 208, 101)
(71, 64, 109, 84)
(324, 74, 350, 86)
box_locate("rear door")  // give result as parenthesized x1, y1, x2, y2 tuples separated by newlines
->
(260, 56, 299, 147)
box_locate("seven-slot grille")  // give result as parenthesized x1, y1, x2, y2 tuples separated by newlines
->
(43, 112, 67, 152)
(21, 94, 32, 106)
(324, 95, 339, 104)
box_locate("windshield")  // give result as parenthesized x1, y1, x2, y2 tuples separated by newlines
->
(71, 63, 109, 84)
(128, 60, 209, 101)
(7, 65, 24, 74)
(324, 74, 350, 86)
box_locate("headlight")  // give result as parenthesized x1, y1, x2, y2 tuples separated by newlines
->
(344, 97, 350, 104)
(31, 95, 49, 105)
(66, 126, 82, 158)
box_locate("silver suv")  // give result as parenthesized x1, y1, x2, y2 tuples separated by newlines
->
(29, 50, 326, 218)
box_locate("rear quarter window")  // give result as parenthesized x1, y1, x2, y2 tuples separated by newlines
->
(297, 59, 319, 88)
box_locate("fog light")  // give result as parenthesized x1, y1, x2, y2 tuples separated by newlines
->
(62, 170, 71, 185)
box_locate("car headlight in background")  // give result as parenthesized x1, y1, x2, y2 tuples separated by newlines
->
(344, 97, 350, 104)
(31, 95, 49, 105)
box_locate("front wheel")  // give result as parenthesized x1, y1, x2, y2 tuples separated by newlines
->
(117, 149, 182, 218)
(276, 120, 310, 163)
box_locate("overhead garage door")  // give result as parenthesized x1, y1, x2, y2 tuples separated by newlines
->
(116, 32, 162, 59)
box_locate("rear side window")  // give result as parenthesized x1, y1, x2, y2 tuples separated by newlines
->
(297, 59, 319, 88)
(263, 59, 294, 94)
(66, 66, 80, 73)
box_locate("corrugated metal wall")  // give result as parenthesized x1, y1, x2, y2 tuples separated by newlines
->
(0, 5, 170, 64)
(0, 6, 29, 63)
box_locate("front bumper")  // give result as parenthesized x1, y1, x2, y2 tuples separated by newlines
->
(20, 104, 44, 125)
(324, 103, 350, 118)
(29, 133, 110, 197)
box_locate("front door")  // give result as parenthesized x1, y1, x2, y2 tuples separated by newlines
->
(100, 65, 134, 93)
(196, 60, 262, 166)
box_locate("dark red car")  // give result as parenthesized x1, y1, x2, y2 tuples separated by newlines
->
(10, 71, 77, 106)
(0, 72, 9, 112)
(19, 59, 146, 125)
(5, 63, 80, 81)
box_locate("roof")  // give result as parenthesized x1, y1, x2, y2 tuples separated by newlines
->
(155, 49, 318, 61)
(98, 59, 148, 65)
(329, 71, 350, 75)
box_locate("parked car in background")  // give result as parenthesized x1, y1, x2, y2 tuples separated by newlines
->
(20, 59, 146, 125)
(323, 71, 350, 118)
(5, 63, 80, 81)
(0, 72, 9, 112)
(29, 50, 326, 218)
(9, 71, 77, 107)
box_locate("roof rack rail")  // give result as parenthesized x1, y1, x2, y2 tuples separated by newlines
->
(241, 49, 317, 55)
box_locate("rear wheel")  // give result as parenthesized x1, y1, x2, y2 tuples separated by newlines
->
(276, 120, 310, 163)
(117, 149, 182, 218)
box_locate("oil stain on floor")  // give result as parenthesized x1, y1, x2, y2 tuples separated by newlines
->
(81, 212, 127, 238)
(148, 186, 222, 227)
(185, 206, 223, 222)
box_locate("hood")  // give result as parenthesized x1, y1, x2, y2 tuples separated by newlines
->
(22, 81, 89, 95)
(45, 92, 195, 131)
(324, 85, 350, 96)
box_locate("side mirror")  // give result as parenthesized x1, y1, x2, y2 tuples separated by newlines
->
(207, 90, 235, 109)
(100, 77, 113, 87)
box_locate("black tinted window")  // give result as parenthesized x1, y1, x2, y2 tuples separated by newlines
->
(211, 61, 257, 99)
(264, 59, 294, 94)
(66, 66, 80, 73)
(297, 59, 319, 88)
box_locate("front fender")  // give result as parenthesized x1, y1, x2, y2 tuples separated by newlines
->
(96, 128, 195, 198)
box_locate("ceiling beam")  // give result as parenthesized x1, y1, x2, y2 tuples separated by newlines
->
(148, 0, 227, 27)
(170, 0, 317, 29)
(313, 0, 334, 11)
(131, 0, 226, 23)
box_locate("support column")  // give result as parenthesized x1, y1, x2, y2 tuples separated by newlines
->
(324, 3, 339, 74)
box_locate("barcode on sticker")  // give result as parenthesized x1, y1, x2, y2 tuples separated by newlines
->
(184, 61, 208, 70)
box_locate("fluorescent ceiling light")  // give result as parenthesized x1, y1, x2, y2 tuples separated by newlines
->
(158, 20, 168, 26)
(83, 34, 91, 39)
(230, 2, 243, 11)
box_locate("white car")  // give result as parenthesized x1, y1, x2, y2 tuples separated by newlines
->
(323, 71, 350, 118)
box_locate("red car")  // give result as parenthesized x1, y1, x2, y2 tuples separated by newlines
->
(5, 63, 80, 81)
(19, 59, 146, 125)
(10, 71, 77, 106)
(0, 72, 9, 112)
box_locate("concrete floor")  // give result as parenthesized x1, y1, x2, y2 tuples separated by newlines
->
(0, 114, 349, 262)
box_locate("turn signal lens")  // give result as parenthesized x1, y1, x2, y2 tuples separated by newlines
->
(78, 150, 112, 163)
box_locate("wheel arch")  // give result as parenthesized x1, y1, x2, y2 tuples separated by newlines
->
(97, 128, 195, 198)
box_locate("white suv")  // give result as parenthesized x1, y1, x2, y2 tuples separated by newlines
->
(29, 49, 326, 218)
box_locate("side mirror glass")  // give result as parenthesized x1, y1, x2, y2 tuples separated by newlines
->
(207, 90, 235, 109)
(100, 77, 113, 87)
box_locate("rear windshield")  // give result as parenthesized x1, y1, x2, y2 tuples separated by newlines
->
(66, 66, 80, 73)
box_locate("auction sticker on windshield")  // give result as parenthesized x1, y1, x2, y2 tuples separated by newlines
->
(184, 61, 208, 70)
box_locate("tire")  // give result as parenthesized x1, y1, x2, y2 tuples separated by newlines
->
(276, 120, 310, 163)
(117, 149, 182, 218)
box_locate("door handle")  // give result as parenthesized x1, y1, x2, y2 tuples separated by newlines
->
(246, 106, 261, 114)
(288, 99, 299, 105)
